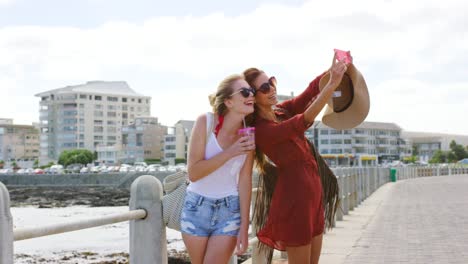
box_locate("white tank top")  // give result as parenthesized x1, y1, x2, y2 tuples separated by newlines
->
(187, 112, 247, 198)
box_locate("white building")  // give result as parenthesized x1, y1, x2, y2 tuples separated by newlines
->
(402, 131, 468, 162)
(312, 121, 411, 166)
(35, 81, 151, 165)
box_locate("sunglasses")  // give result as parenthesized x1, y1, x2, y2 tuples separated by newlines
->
(256, 76, 277, 94)
(230, 87, 256, 98)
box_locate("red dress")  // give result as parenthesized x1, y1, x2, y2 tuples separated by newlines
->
(255, 74, 325, 251)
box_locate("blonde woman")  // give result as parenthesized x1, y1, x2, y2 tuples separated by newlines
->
(182, 74, 256, 263)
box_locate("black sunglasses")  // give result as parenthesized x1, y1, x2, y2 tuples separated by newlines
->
(230, 87, 256, 98)
(257, 76, 277, 94)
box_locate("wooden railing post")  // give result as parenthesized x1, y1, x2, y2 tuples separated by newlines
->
(0, 182, 13, 264)
(130, 175, 167, 264)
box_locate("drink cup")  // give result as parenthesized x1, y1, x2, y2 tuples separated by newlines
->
(238, 127, 255, 144)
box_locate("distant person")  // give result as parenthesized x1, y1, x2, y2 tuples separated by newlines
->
(181, 74, 256, 264)
(243, 53, 348, 264)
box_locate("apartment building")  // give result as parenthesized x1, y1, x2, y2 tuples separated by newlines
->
(164, 120, 194, 165)
(35, 81, 151, 164)
(0, 119, 40, 168)
(402, 131, 468, 162)
(116, 116, 167, 164)
(312, 121, 412, 166)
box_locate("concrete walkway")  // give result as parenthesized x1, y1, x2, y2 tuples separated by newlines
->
(321, 174, 468, 264)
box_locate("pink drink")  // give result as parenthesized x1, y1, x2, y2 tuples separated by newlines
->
(238, 127, 255, 142)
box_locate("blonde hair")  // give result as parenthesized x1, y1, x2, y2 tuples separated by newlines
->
(208, 74, 244, 116)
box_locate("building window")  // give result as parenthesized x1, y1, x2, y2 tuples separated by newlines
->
(94, 126, 104, 133)
(330, 130, 342, 135)
(331, 149, 342, 154)
(136, 134, 143, 146)
(80, 94, 86, 99)
(107, 96, 118, 102)
(320, 130, 329, 135)
(122, 98, 127, 102)
(331, 139, 342, 144)
(320, 139, 329, 144)
(344, 139, 352, 144)
(107, 112, 117, 118)
(138, 99, 142, 103)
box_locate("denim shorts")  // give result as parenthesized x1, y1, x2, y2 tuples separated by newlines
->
(181, 191, 241, 237)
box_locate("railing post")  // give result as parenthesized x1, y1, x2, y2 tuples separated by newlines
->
(335, 169, 343, 221)
(0, 182, 14, 264)
(250, 189, 271, 264)
(129, 175, 167, 264)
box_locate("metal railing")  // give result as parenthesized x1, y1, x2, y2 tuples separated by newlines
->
(1, 166, 467, 264)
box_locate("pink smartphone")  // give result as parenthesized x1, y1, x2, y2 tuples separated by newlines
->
(334, 49, 352, 64)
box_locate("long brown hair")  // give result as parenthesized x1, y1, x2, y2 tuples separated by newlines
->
(243, 67, 277, 262)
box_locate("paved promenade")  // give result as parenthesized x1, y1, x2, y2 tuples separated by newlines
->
(320, 174, 468, 264)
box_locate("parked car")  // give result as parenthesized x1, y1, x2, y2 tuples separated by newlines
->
(49, 165, 64, 174)
(66, 164, 83, 173)
(34, 168, 45, 174)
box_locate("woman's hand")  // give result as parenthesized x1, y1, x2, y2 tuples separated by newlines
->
(328, 53, 349, 88)
(236, 226, 249, 255)
(226, 136, 255, 157)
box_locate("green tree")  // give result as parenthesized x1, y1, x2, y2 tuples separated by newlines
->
(175, 158, 186, 164)
(145, 159, 161, 165)
(40, 161, 55, 169)
(449, 140, 468, 161)
(0, 160, 4, 169)
(12, 161, 19, 170)
(429, 150, 447, 163)
(33, 159, 39, 168)
(58, 149, 94, 167)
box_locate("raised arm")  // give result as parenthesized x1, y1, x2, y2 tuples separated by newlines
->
(278, 72, 326, 115)
(301, 54, 349, 125)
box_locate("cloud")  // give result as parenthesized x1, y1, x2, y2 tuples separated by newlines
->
(0, 0, 15, 6)
(0, 0, 467, 135)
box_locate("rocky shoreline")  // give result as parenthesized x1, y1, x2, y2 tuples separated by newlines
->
(8, 186, 131, 208)
(15, 251, 192, 264)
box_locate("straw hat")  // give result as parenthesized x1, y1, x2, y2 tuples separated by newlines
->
(318, 64, 370, 130)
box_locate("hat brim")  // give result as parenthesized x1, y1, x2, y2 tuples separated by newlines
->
(318, 64, 370, 130)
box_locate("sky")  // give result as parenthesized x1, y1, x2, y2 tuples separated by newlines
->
(0, 0, 467, 135)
